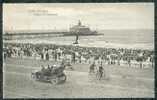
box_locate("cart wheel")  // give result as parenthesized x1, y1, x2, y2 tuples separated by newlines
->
(50, 78, 58, 85)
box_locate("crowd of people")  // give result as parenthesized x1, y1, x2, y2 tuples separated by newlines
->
(3, 43, 154, 68)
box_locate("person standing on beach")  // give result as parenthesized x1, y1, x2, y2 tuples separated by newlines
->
(54, 50, 57, 61)
(46, 51, 49, 61)
(41, 52, 44, 60)
(72, 52, 76, 63)
(98, 62, 104, 80)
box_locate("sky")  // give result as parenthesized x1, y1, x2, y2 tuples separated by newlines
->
(3, 3, 154, 32)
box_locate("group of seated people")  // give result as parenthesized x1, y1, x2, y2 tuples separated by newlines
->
(40, 65, 54, 76)
(36, 62, 66, 78)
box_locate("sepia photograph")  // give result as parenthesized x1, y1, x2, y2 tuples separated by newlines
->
(3, 3, 154, 98)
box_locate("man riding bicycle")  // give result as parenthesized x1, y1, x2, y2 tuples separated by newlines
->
(98, 63, 104, 80)
(89, 62, 96, 73)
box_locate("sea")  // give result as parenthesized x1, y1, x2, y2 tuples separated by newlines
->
(4, 29, 154, 50)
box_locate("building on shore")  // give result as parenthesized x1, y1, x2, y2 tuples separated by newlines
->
(69, 20, 97, 35)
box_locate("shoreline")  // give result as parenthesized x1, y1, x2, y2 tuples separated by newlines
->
(4, 40, 154, 51)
